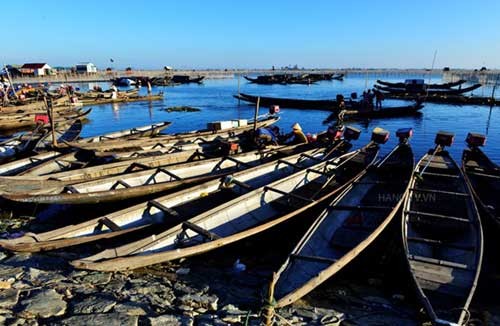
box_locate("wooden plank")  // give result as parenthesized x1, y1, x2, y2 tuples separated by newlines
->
(300, 153, 321, 161)
(405, 210, 470, 224)
(148, 200, 180, 218)
(110, 180, 131, 190)
(467, 171, 500, 180)
(329, 205, 393, 211)
(277, 159, 303, 170)
(407, 236, 475, 251)
(182, 221, 220, 241)
(306, 168, 329, 176)
(408, 254, 470, 270)
(290, 254, 337, 264)
(223, 156, 252, 168)
(409, 188, 470, 197)
(156, 168, 181, 180)
(98, 217, 122, 231)
(264, 186, 314, 203)
(419, 171, 459, 178)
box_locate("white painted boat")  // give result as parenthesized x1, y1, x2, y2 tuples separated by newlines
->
(70, 139, 381, 271)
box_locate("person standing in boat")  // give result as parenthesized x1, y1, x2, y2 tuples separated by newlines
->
(374, 89, 384, 110)
(285, 123, 308, 145)
(147, 81, 152, 95)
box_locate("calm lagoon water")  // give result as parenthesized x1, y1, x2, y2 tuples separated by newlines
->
(73, 74, 500, 163)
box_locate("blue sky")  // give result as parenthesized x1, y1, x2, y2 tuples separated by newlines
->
(2, 0, 499, 69)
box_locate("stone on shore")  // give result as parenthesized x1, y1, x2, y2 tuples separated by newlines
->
(20, 289, 67, 318)
(0, 288, 20, 308)
(57, 313, 138, 326)
(148, 314, 193, 326)
(71, 295, 117, 314)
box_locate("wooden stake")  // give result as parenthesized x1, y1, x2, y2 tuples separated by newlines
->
(263, 272, 277, 326)
(44, 96, 57, 148)
(237, 73, 241, 105)
(253, 96, 260, 133)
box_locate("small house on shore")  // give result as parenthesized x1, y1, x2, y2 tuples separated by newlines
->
(75, 62, 97, 74)
(20, 63, 53, 76)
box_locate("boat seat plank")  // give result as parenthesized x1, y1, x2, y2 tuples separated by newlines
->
(227, 178, 253, 190)
(156, 168, 181, 180)
(409, 188, 470, 197)
(300, 153, 322, 162)
(277, 159, 302, 170)
(306, 168, 329, 176)
(407, 236, 475, 251)
(329, 205, 394, 211)
(223, 156, 252, 168)
(182, 221, 220, 241)
(419, 171, 460, 178)
(125, 162, 151, 172)
(408, 254, 470, 270)
(148, 200, 180, 218)
(290, 253, 337, 264)
(264, 186, 314, 203)
(467, 171, 500, 179)
(98, 217, 122, 231)
(110, 179, 132, 190)
(405, 210, 470, 224)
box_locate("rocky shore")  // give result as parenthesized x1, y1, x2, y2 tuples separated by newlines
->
(0, 208, 499, 326)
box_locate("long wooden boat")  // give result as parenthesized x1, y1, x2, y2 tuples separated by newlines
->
(0, 151, 63, 176)
(377, 79, 467, 90)
(64, 116, 279, 152)
(379, 92, 499, 107)
(1, 146, 311, 204)
(328, 103, 424, 121)
(78, 93, 164, 106)
(462, 133, 500, 228)
(235, 93, 338, 110)
(171, 75, 205, 84)
(77, 121, 171, 143)
(34, 120, 83, 151)
(374, 83, 482, 96)
(402, 131, 483, 325)
(70, 133, 385, 271)
(0, 97, 70, 114)
(0, 129, 46, 163)
(0, 123, 172, 176)
(0, 108, 91, 132)
(0, 141, 354, 252)
(271, 128, 413, 308)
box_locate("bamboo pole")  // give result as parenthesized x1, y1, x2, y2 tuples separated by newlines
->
(253, 96, 260, 133)
(3, 64, 18, 100)
(44, 96, 57, 148)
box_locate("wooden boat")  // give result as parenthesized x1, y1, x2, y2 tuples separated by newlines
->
(0, 97, 70, 114)
(0, 140, 355, 252)
(462, 133, 500, 228)
(374, 83, 482, 96)
(324, 103, 424, 121)
(271, 128, 413, 308)
(402, 131, 483, 325)
(78, 93, 164, 106)
(0, 108, 91, 132)
(0, 123, 172, 176)
(34, 120, 83, 151)
(171, 75, 205, 84)
(0, 151, 63, 176)
(377, 79, 467, 90)
(70, 132, 384, 271)
(1, 146, 309, 204)
(235, 93, 338, 110)
(64, 116, 279, 153)
(0, 128, 46, 163)
(76, 121, 172, 144)
(381, 92, 499, 107)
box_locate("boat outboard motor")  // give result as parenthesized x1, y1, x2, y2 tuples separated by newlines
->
(371, 127, 390, 145)
(466, 132, 486, 148)
(396, 128, 414, 143)
(269, 105, 280, 115)
(434, 130, 455, 149)
(343, 126, 361, 142)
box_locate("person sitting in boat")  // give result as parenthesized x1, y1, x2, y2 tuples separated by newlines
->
(255, 126, 280, 147)
(285, 123, 308, 145)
